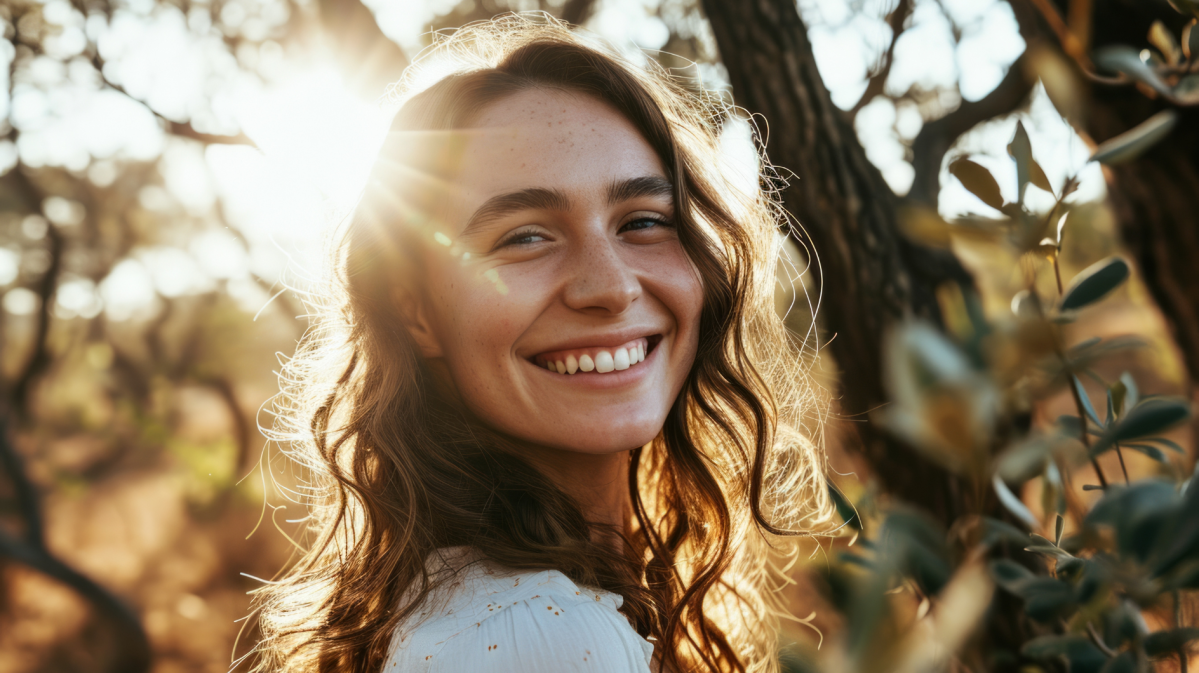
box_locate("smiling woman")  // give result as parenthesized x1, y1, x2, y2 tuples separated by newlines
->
(250, 14, 831, 673)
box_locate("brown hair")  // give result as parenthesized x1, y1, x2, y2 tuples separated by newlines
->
(250, 14, 831, 673)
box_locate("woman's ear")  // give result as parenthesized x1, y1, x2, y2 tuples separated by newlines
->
(393, 288, 443, 359)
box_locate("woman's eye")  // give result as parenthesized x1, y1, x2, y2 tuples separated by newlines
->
(620, 217, 673, 233)
(497, 230, 547, 248)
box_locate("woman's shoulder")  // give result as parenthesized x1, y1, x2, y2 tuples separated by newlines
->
(385, 549, 655, 672)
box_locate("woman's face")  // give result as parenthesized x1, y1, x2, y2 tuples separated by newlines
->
(410, 87, 703, 454)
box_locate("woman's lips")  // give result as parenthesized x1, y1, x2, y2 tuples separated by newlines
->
(533, 337, 653, 374)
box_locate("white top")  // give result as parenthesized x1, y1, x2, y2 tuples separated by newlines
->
(384, 548, 656, 672)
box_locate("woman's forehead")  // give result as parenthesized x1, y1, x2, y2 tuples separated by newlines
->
(452, 88, 667, 208)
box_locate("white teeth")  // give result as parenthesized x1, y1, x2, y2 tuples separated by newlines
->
(538, 341, 650, 374)
(613, 348, 630, 371)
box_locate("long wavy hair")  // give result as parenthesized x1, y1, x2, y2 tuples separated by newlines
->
(250, 14, 831, 673)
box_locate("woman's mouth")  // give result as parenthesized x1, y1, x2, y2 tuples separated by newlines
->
(532, 336, 660, 375)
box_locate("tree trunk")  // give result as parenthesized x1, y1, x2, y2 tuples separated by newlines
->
(698, 1, 1039, 663)
(1086, 2, 1199, 386)
(697, 0, 974, 520)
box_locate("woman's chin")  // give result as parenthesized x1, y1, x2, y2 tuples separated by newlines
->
(521, 421, 663, 455)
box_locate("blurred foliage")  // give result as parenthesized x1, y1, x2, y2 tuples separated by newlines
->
(790, 7, 1199, 673)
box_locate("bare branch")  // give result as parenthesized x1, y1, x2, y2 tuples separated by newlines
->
(0, 419, 44, 548)
(203, 376, 255, 473)
(0, 529, 152, 673)
(850, 0, 914, 117)
(908, 53, 1033, 205)
(91, 54, 258, 148)
(6, 169, 64, 420)
(168, 121, 257, 147)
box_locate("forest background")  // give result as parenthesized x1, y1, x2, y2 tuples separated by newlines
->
(1, 0, 1197, 671)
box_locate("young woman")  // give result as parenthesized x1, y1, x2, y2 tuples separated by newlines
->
(253, 14, 830, 673)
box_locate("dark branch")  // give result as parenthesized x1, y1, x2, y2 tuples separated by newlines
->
(203, 376, 255, 473)
(849, 0, 914, 117)
(90, 54, 257, 148)
(7, 169, 64, 419)
(168, 121, 256, 147)
(0, 528, 151, 673)
(908, 53, 1033, 205)
(0, 419, 44, 548)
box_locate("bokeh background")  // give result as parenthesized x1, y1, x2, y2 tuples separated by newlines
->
(0, 0, 1193, 671)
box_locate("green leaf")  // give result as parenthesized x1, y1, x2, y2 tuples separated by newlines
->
(1087, 480, 1178, 530)
(1026, 545, 1075, 561)
(1022, 635, 1106, 673)
(1030, 157, 1053, 194)
(990, 559, 1035, 592)
(1114, 398, 1191, 442)
(1099, 653, 1135, 673)
(1145, 628, 1199, 657)
(1174, 73, 1199, 104)
(1120, 372, 1140, 410)
(1110, 379, 1127, 418)
(981, 516, 1031, 548)
(1055, 555, 1086, 581)
(1123, 443, 1168, 463)
(906, 541, 952, 596)
(1019, 577, 1078, 621)
(1144, 436, 1186, 453)
(949, 157, 1005, 211)
(1073, 375, 1104, 426)
(1057, 414, 1102, 438)
(996, 435, 1057, 483)
(1008, 121, 1033, 204)
(828, 483, 861, 531)
(1090, 110, 1178, 165)
(1061, 256, 1130, 311)
(1029, 533, 1059, 548)
(1151, 476, 1199, 576)
(992, 474, 1038, 529)
(1093, 46, 1174, 97)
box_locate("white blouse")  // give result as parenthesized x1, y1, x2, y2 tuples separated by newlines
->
(384, 548, 656, 672)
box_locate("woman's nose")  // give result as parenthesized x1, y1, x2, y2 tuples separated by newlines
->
(561, 236, 641, 314)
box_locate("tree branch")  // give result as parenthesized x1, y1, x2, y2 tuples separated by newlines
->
(0, 528, 151, 673)
(850, 0, 914, 117)
(908, 53, 1034, 205)
(90, 54, 257, 148)
(7, 169, 64, 420)
(167, 121, 256, 147)
(0, 419, 44, 548)
(202, 376, 255, 473)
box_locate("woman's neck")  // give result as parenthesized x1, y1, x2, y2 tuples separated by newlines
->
(519, 444, 633, 539)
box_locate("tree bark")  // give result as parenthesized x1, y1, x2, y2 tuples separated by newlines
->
(1084, 1, 1199, 386)
(697, 0, 974, 520)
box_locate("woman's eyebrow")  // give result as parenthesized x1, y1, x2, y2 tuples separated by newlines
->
(607, 176, 673, 205)
(463, 187, 572, 234)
